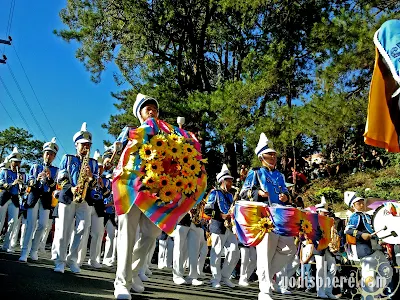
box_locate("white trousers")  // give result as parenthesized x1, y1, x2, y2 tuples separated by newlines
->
(10, 215, 25, 249)
(315, 251, 337, 296)
(276, 254, 300, 289)
(38, 218, 53, 252)
(0, 200, 19, 250)
(193, 226, 208, 276)
(77, 206, 104, 265)
(256, 232, 296, 299)
(158, 237, 173, 269)
(103, 219, 117, 264)
(53, 201, 90, 265)
(114, 205, 161, 289)
(210, 229, 240, 283)
(240, 246, 257, 281)
(21, 200, 50, 256)
(173, 223, 202, 280)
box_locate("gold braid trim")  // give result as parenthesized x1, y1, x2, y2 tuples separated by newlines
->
(353, 230, 358, 237)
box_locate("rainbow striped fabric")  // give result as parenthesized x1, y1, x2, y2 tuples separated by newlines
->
(112, 118, 207, 235)
(233, 201, 333, 250)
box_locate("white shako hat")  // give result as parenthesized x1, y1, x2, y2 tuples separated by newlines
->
(255, 133, 276, 157)
(8, 147, 22, 162)
(315, 196, 329, 212)
(216, 164, 234, 183)
(73, 122, 92, 144)
(93, 149, 103, 166)
(133, 93, 159, 123)
(344, 191, 364, 207)
(43, 137, 59, 154)
(0, 157, 9, 169)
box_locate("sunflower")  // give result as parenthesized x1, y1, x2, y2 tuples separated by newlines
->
(183, 159, 201, 176)
(256, 217, 274, 233)
(150, 134, 168, 153)
(166, 141, 182, 158)
(179, 154, 191, 166)
(301, 219, 313, 234)
(159, 174, 172, 188)
(173, 176, 187, 192)
(142, 172, 159, 189)
(159, 185, 177, 203)
(183, 177, 197, 194)
(168, 133, 183, 144)
(182, 143, 198, 157)
(139, 143, 157, 161)
(145, 160, 164, 175)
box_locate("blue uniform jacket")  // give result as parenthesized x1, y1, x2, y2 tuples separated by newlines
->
(26, 164, 58, 209)
(239, 167, 290, 206)
(204, 189, 233, 234)
(344, 212, 375, 259)
(57, 154, 99, 205)
(0, 169, 26, 207)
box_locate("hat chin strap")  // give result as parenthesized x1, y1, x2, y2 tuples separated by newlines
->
(261, 157, 275, 169)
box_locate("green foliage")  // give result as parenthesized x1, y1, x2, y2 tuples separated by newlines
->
(315, 187, 342, 203)
(0, 127, 44, 169)
(375, 178, 400, 189)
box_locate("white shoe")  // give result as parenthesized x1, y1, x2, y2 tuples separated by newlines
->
(238, 279, 249, 287)
(131, 276, 145, 293)
(211, 281, 221, 288)
(19, 253, 28, 262)
(30, 251, 39, 261)
(114, 286, 132, 300)
(138, 273, 149, 282)
(67, 261, 81, 273)
(191, 279, 203, 286)
(258, 293, 274, 300)
(54, 263, 65, 273)
(103, 260, 114, 267)
(222, 278, 236, 288)
(173, 277, 187, 285)
(88, 259, 102, 269)
(145, 268, 152, 275)
(6, 248, 15, 253)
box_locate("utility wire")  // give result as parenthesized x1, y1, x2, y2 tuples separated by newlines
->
(0, 98, 17, 126)
(12, 45, 68, 156)
(7, 63, 48, 141)
(0, 74, 33, 133)
(3, 0, 15, 54)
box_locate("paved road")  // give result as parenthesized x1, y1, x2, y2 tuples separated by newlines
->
(0, 249, 342, 300)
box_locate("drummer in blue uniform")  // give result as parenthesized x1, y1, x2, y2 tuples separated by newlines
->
(239, 133, 296, 300)
(19, 137, 59, 262)
(204, 164, 240, 289)
(344, 191, 392, 298)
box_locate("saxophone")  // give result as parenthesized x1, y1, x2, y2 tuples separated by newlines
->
(74, 151, 90, 203)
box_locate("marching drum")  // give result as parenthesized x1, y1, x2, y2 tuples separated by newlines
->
(372, 202, 400, 244)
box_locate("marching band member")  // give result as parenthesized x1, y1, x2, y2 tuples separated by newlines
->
(19, 137, 59, 262)
(77, 149, 110, 268)
(53, 122, 99, 274)
(204, 164, 240, 289)
(313, 206, 339, 299)
(240, 133, 296, 300)
(0, 147, 26, 252)
(158, 231, 173, 270)
(109, 94, 163, 299)
(344, 191, 392, 299)
(238, 245, 257, 287)
(103, 177, 117, 267)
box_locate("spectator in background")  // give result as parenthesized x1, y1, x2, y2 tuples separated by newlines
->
(370, 149, 385, 169)
(239, 165, 248, 183)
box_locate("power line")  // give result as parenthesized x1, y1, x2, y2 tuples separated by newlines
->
(7, 63, 48, 141)
(11, 45, 68, 156)
(0, 98, 17, 126)
(3, 0, 15, 54)
(0, 74, 33, 133)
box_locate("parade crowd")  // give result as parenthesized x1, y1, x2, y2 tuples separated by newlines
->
(0, 93, 399, 300)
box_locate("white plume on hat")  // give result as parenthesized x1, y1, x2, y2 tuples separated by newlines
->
(255, 133, 276, 157)
(8, 147, 22, 162)
(43, 137, 59, 154)
(93, 149, 103, 166)
(73, 122, 92, 144)
(315, 196, 329, 212)
(216, 164, 234, 183)
(133, 93, 159, 123)
(0, 157, 9, 169)
(344, 191, 364, 207)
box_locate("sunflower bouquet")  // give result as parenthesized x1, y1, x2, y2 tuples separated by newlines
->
(138, 132, 206, 205)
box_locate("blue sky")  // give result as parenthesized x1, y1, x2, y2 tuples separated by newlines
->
(0, 1, 127, 165)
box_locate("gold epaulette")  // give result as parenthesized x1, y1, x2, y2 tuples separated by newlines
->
(60, 179, 69, 188)
(353, 230, 358, 237)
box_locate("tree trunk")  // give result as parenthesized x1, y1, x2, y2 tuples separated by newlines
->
(225, 142, 238, 179)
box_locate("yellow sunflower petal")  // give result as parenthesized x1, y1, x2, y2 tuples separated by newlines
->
(183, 177, 197, 194)
(168, 133, 184, 144)
(142, 172, 160, 189)
(173, 176, 187, 192)
(166, 141, 182, 158)
(159, 185, 177, 203)
(159, 174, 172, 188)
(145, 160, 164, 175)
(139, 144, 157, 161)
